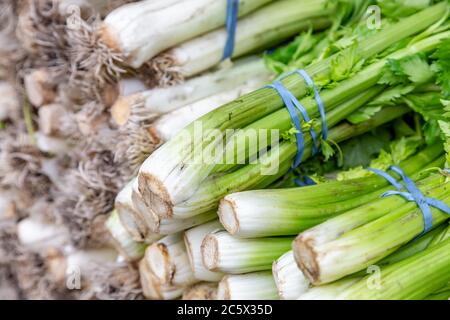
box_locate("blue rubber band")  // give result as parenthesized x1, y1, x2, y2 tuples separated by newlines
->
(265, 79, 319, 169)
(281, 86, 319, 157)
(366, 168, 404, 190)
(222, 0, 239, 60)
(295, 176, 317, 187)
(281, 69, 328, 152)
(368, 166, 450, 234)
(278, 72, 319, 155)
(265, 81, 305, 168)
(295, 70, 328, 142)
(390, 166, 436, 233)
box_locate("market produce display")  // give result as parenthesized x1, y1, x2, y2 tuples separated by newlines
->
(0, 0, 449, 300)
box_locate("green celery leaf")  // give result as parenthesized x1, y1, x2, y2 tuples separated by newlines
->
(291, 29, 317, 62)
(445, 141, 450, 167)
(390, 136, 422, 164)
(431, 38, 450, 97)
(368, 85, 415, 106)
(347, 85, 416, 125)
(264, 29, 323, 75)
(263, 55, 288, 75)
(330, 44, 365, 82)
(402, 92, 446, 144)
(337, 165, 368, 180)
(441, 99, 450, 118)
(347, 105, 383, 124)
(321, 139, 336, 161)
(281, 127, 299, 144)
(439, 120, 450, 138)
(378, 64, 405, 85)
(402, 92, 445, 122)
(399, 54, 435, 84)
(369, 149, 394, 171)
(379, 54, 434, 85)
